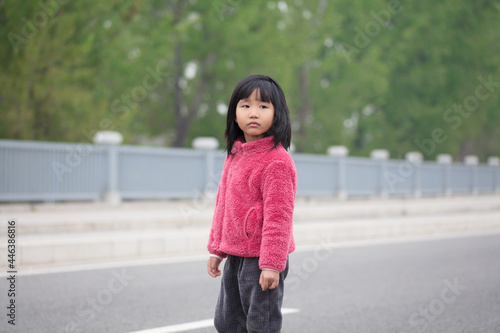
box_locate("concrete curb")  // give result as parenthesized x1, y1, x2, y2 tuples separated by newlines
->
(3, 195, 500, 234)
(3, 210, 499, 270)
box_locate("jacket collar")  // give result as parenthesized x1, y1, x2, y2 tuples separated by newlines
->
(231, 136, 276, 155)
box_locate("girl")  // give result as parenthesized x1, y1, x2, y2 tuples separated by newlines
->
(207, 74, 297, 333)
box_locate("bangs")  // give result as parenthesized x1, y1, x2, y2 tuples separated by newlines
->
(236, 79, 275, 105)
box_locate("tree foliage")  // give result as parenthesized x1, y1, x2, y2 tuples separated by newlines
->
(1, 0, 499, 161)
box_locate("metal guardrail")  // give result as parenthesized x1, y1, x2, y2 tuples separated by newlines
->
(0, 139, 499, 203)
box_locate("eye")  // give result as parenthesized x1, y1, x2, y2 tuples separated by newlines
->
(241, 105, 249, 108)
(259, 105, 268, 109)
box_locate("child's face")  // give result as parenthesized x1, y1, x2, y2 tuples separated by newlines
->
(235, 89, 275, 143)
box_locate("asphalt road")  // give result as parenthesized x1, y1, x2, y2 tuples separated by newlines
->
(1, 233, 499, 333)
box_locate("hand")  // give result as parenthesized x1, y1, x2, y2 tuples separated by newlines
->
(259, 270, 280, 291)
(207, 256, 222, 278)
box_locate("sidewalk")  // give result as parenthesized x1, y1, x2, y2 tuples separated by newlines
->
(1, 195, 499, 271)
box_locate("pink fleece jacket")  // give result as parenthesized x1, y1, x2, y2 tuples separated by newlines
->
(207, 136, 297, 272)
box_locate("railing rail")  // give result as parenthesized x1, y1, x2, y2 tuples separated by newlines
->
(1, 139, 499, 203)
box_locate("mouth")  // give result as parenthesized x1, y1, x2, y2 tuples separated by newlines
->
(248, 122, 260, 127)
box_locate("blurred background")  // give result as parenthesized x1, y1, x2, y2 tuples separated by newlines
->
(1, 2, 500, 332)
(1, 0, 499, 160)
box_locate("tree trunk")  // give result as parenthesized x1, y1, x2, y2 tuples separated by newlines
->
(172, 41, 185, 147)
(457, 139, 475, 162)
(295, 64, 311, 152)
(172, 51, 216, 147)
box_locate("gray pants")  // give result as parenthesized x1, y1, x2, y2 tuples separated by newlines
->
(214, 255, 289, 333)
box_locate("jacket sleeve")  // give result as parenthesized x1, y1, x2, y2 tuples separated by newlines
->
(258, 159, 297, 272)
(207, 157, 229, 258)
(207, 184, 228, 258)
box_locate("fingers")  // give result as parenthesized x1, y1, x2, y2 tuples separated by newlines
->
(208, 267, 221, 277)
(207, 261, 215, 277)
(208, 266, 221, 278)
(260, 271, 280, 291)
(265, 277, 279, 290)
(269, 279, 279, 290)
(207, 257, 222, 278)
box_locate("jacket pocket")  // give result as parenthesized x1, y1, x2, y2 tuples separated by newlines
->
(243, 206, 263, 240)
(243, 208, 255, 240)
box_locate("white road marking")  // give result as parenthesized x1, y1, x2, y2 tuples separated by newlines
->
(126, 308, 300, 333)
(281, 308, 300, 315)
(127, 319, 214, 333)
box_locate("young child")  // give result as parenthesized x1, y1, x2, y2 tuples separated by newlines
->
(207, 74, 297, 333)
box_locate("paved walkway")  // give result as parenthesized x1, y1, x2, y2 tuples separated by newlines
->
(1, 195, 499, 270)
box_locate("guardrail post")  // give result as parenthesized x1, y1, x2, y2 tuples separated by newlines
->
(487, 156, 499, 194)
(94, 131, 123, 205)
(405, 152, 422, 198)
(437, 154, 452, 196)
(464, 155, 479, 196)
(192, 137, 219, 199)
(370, 149, 389, 199)
(327, 146, 348, 200)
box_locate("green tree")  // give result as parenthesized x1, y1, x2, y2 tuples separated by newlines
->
(1, 0, 499, 162)
(0, 1, 121, 142)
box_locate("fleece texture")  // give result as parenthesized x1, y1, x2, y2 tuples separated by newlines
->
(207, 136, 297, 272)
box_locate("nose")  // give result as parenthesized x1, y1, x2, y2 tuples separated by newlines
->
(249, 106, 259, 118)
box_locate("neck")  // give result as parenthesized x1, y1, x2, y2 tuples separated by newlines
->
(243, 133, 264, 143)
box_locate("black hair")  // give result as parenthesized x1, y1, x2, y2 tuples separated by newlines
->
(224, 74, 292, 155)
